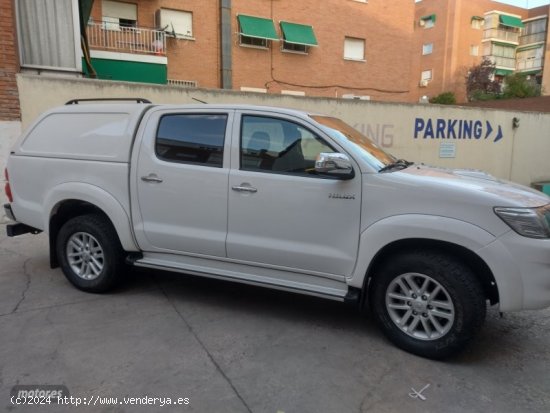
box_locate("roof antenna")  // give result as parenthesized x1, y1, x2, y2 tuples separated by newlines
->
(192, 97, 208, 104)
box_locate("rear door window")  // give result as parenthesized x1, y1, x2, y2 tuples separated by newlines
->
(156, 114, 228, 167)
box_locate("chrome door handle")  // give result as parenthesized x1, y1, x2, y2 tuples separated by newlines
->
(141, 174, 163, 183)
(232, 185, 257, 193)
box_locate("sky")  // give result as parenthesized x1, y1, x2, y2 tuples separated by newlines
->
(495, 0, 550, 8)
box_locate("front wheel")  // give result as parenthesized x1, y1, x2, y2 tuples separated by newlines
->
(370, 250, 486, 359)
(57, 214, 125, 293)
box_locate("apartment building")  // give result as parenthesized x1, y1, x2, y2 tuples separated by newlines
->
(412, 0, 550, 102)
(4, 0, 550, 111)
(8, 0, 416, 102)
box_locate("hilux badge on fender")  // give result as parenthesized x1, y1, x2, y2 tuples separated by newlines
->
(329, 193, 356, 200)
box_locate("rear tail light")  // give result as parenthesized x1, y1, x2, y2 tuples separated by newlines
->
(4, 168, 13, 203)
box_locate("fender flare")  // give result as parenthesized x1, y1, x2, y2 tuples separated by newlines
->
(348, 215, 520, 308)
(43, 182, 139, 251)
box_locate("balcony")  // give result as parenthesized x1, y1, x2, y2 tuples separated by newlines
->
(87, 22, 166, 56)
(483, 28, 519, 43)
(486, 55, 516, 69)
(517, 58, 543, 71)
(519, 32, 546, 46)
(83, 22, 168, 85)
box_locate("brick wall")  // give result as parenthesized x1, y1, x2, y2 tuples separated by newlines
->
(0, 0, 20, 121)
(231, 0, 416, 101)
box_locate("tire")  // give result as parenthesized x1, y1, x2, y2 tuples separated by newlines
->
(369, 250, 486, 359)
(56, 213, 125, 293)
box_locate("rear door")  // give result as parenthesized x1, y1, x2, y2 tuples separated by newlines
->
(133, 108, 233, 257)
(226, 111, 362, 277)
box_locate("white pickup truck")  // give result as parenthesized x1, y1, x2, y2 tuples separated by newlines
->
(4, 99, 550, 359)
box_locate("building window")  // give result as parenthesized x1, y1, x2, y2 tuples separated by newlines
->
(280, 21, 318, 55)
(156, 9, 193, 38)
(344, 37, 365, 61)
(491, 43, 516, 59)
(241, 36, 268, 48)
(516, 46, 544, 71)
(156, 114, 228, 167)
(283, 43, 307, 53)
(471, 17, 484, 30)
(420, 14, 436, 28)
(102, 0, 137, 30)
(470, 45, 479, 56)
(16, 0, 80, 71)
(237, 15, 278, 49)
(422, 43, 433, 55)
(521, 18, 548, 44)
(421, 70, 433, 81)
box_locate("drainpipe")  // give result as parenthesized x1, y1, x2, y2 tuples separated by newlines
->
(220, 0, 232, 89)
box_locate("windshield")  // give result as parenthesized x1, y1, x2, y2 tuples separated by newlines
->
(311, 115, 396, 171)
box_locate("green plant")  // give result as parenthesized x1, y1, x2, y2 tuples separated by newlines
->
(429, 92, 457, 105)
(471, 90, 500, 101)
(502, 73, 540, 98)
(465, 58, 501, 101)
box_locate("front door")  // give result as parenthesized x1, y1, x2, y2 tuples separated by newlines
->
(226, 112, 362, 276)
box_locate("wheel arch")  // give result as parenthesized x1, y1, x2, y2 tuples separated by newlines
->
(362, 238, 499, 308)
(45, 183, 139, 268)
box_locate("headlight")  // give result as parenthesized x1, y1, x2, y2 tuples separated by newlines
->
(494, 204, 550, 239)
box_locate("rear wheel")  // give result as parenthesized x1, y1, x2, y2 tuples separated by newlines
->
(57, 214, 125, 293)
(370, 250, 486, 359)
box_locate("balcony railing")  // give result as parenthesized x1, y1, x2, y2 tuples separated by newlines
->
(519, 32, 546, 45)
(486, 55, 516, 69)
(87, 22, 166, 56)
(517, 58, 543, 71)
(483, 28, 519, 43)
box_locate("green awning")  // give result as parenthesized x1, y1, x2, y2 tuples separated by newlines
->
(495, 69, 514, 76)
(519, 70, 541, 75)
(280, 22, 318, 46)
(517, 44, 544, 51)
(421, 14, 436, 22)
(237, 15, 278, 40)
(499, 15, 524, 28)
(492, 41, 517, 48)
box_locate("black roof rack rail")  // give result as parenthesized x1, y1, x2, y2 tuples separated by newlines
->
(65, 98, 152, 105)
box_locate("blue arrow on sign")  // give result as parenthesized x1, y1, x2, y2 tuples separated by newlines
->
(494, 125, 503, 142)
(484, 121, 493, 139)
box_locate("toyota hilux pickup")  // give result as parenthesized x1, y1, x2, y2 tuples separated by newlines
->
(4, 99, 550, 359)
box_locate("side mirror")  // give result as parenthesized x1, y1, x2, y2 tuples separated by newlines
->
(315, 153, 354, 179)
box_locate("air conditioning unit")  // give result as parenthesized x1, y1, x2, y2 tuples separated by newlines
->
(419, 80, 429, 87)
(419, 19, 426, 27)
(155, 9, 163, 30)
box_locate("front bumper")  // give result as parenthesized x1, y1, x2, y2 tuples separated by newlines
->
(478, 230, 550, 311)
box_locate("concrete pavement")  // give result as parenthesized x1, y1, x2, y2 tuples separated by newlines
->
(1, 229, 550, 412)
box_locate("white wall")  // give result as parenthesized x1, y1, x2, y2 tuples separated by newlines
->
(0, 121, 22, 222)
(15, 74, 550, 188)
